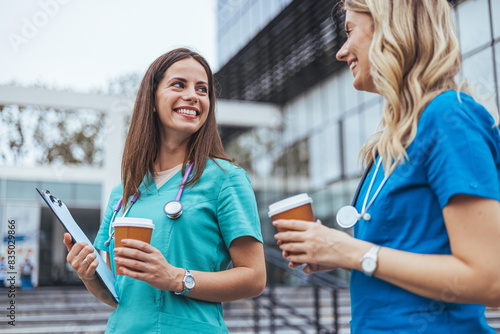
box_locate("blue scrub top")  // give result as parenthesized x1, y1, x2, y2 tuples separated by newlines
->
(350, 91, 500, 333)
(94, 159, 263, 333)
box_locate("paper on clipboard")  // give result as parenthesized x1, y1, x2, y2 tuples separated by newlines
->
(36, 188, 119, 304)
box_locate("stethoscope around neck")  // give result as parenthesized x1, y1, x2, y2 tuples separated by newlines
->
(336, 157, 394, 229)
(103, 163, 193, 247)
(163, 163, 193, 219)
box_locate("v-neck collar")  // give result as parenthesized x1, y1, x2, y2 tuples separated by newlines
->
(141, 168, 184, 194)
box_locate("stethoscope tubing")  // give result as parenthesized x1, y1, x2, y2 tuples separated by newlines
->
(164, 163, 193, 219)
(175, 163, 193, 201)
(104, 163, 193, 246)
(337, 155, 399, 228)
(351, 159, 374, 207)
(105, 191, 140, 247)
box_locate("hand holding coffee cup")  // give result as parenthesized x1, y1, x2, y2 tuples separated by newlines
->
(113, 217, 154, 275)
(269, 193, 314, 267)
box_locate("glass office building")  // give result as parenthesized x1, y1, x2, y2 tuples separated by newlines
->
(217, 0, 293, 69)
(215, 0, 500, 247)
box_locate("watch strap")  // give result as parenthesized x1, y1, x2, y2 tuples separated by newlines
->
(175, 269, 194, 296)
(361, 244, 381, 276)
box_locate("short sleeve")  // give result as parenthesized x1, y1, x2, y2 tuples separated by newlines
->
(217, 167, 263, 247)
(420, 92, 500, 208)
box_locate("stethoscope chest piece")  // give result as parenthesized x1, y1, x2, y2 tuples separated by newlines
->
(164, 200, 183, 219)
(336, 205, 359, 228)
(336, 157, 394, 229)
(163, 163, 193, 220)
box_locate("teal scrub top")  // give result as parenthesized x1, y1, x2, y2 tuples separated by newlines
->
(350, 91, 500, 333)
(94, 159, 263, 333)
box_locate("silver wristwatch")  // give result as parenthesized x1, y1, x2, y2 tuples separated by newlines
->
(175, 269, 195, 295)
(360, 245, 381, 276)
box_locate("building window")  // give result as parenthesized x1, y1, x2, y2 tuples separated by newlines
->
(274, 138, 310, 178)
(457, 0, 491, 54)
(462, 47, 497, 113)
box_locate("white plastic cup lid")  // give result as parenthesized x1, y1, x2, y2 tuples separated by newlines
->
(268, 193, 312, 217)
(113, 217, 154, 229)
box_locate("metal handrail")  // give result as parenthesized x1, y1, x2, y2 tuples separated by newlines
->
(254, 297, 308, 334)
(251, 244, 348, 333)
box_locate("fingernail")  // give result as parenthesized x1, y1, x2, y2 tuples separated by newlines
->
(121, 239, 128, 245)
(272, 221, 278, 226)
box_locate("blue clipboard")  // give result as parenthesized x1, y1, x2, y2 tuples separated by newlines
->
(36, 188, 119, 303)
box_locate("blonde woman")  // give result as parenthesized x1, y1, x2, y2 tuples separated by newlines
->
(273, 0, 500, 332)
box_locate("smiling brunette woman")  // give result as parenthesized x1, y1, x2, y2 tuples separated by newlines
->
(274, 0, 500, 333)
(63, 48, 266, 333)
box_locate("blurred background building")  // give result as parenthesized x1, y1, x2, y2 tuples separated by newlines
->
(215, 0, 500, 252)
(0, 0, 499, 288)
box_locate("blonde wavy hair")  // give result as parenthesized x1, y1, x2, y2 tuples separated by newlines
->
(341, 0, 461, 173)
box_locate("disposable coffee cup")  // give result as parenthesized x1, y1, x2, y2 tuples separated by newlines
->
(268, 193, 314, 232)
(113, 217, 154, 275)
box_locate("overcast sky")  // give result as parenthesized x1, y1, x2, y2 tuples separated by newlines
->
(0, 0, 217, 93)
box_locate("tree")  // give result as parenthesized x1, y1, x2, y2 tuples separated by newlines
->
(0, 73, 141, 166)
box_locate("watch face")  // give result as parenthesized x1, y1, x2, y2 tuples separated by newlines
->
(362, 258, 376, 273)
(185, 276, 195, 289)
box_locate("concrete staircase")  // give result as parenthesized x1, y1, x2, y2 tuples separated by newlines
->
(0, 286, 113, 334)
(0, 286, 499, 333)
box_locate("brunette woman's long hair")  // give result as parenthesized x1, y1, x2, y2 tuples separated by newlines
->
(120, 48, 231, 208)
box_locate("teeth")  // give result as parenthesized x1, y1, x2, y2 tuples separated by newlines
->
(350, 61, 358, 71)
(176, 109, 197, 116)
